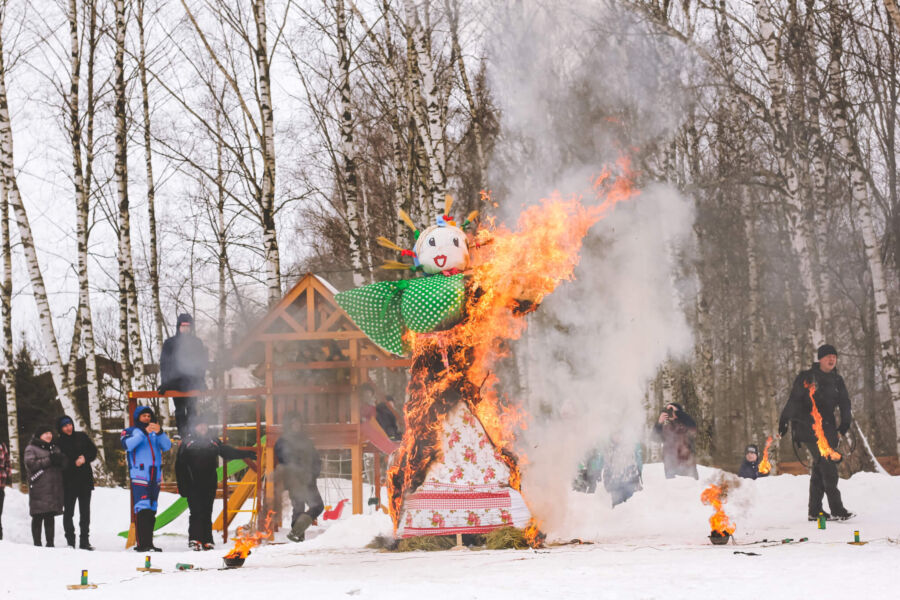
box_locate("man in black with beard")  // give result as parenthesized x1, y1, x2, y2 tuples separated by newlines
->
(159, 313, 209, 437)
(778, 344, 854, 522)
(56, 415, 98, 550)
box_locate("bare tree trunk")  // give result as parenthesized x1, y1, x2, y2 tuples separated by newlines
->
(337, 0, 364, 286)
(0, 163, 16, 482)
(214, 99, 227, 389)
(114, 0, 145, 390)
(0, 39, 80, 427)
(68, 0, 107, 474)
(252, 0, 281, 305)
(137, 0, 166, 357)
(755, 0, 824, 352)
(885, 0, 900, 32)
(403, 0, 447, 214)
(827, 0, 900, 454)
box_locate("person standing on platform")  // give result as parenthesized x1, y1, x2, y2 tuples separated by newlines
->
(159, 313, 209, 437)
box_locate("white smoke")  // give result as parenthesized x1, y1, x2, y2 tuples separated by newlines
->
(482, 1, 699, 534)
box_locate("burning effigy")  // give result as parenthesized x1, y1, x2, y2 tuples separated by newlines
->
(336, 163, 637, 539)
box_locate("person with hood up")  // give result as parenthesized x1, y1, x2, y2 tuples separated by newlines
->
(57, 415, 98, 550)
(778, 344, 854, 521)
(275, 413, 323, 542)
(175, 414, 256, 550)
(159, 313, 209, 437)
(24, 425, 66, 546)
(653, 403, 699, 480)
(737, 444, 769, 480)
(121, 406, 172, 551)
(0, 439, 10, 540)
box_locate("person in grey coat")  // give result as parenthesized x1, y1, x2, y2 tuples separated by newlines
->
(24, 425, 66, 546)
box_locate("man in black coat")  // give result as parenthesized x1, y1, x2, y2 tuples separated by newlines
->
(175, 415, 256, 550)
(159, 313, 209, 437)
(57, 415, 98, 550)
(275, 413, 323, 542)
(778, 344, 854, 521)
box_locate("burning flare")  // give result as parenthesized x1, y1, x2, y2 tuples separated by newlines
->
(523, 518, 546, 549)
(700, 484, 736, 536)
(758, 436, 773, 475)
(224, 510, 275, 559)
(803, 381, 841, 461)
(387, 159, 640, 529)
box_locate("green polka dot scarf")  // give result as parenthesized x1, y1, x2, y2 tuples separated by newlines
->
(335, 273, 466, 356)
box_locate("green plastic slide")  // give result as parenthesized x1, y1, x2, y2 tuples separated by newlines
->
(118, 456, 254, 537)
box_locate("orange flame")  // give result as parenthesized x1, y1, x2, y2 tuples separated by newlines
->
(758, 436, 773, 475)
(224, 510, 274, 559)
(700, 484, 736, 536)
(523, 518, 545, 548)
(387, 160, 640, 528)
(804, 381, 841, 461)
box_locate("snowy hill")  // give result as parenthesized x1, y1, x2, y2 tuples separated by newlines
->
(1, 464, 897, 599)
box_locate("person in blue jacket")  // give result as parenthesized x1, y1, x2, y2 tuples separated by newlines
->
(121, 406, 172, 552)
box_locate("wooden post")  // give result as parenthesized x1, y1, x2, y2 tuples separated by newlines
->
(264, 342, 276, 524)
(349, 339, 363, 514)
(126, 392, 137, 548)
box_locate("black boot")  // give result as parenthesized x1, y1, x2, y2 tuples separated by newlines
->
(133, 510, 154, 552)
(148, 513, 161, 552)
(79, 537, 95, 551)
(66, 534, 76, 549)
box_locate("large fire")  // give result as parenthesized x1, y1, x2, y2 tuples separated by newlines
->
(700, 484, 736, 537)
(803, 381, 841, 461)
(758, 436, 773, 475)
(387, 159, 639, 529)
(224, 510, 274, 559)
(523, 518, 546, 549)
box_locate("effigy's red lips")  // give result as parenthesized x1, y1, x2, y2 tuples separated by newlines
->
(434, 255, 447, 267)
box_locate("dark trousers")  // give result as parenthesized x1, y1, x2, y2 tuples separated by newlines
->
(31, 512, 55, 546)
(63, 486, 92, 545)
(288, 483, 324, 526)
(805, 442, 846, 515)
(174, 397, 197, 438)
(187, 487, 216, 544)
(0, 487, 5, 539)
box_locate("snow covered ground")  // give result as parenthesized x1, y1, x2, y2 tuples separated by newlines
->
(1, 464, 897, 599)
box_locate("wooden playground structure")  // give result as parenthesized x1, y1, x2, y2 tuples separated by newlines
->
(127, 273, 409, 544)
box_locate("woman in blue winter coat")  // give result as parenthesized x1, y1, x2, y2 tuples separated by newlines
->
(121, 406, 171, 551)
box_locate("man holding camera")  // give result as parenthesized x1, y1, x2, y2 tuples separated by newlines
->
(122, 406, 172, 551)
(653, 403, 698, 479)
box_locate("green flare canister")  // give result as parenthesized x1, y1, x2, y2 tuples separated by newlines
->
(817, 512, 826, 529)
(80, 570, 88, 585)
(145, 555, 151, 568)
(854, 530, 860, 542)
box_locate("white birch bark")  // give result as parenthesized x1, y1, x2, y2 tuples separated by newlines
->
(252, 0, 281, 306)
(0, 43, 81, 429)
(403, 0, 446, 214)
(755, 0, 824, 350)
(114, 0, 145, 390)
(0, 160, 16, 482)
(337, 0, 364, 286)
(827, 1, 900, 454)
(68, 0, 106, 473)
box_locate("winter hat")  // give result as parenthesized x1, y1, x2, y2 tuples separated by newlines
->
(133, 405, 154, 424)
(177, 313, 194, 326)
(817, 344, 837, 360)
(34, 425, 53, 439)
(745, 444, 759, 455)
(57, 415, 74, 432)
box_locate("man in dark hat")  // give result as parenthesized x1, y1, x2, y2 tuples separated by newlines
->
(159, 313, 209, 437)
(738, 444, 769, 480)
(653, 402, 698, 479)
(57, 415, 98, 549)
(778, 344, 854, 521)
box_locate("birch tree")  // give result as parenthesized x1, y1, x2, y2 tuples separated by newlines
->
(0, 161, 15, 482)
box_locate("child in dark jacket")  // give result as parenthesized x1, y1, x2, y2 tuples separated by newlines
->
(738, 444, 769, 480)
(175, 415, 256, 550)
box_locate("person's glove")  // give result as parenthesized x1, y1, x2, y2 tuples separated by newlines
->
(49, 451, 64, 466)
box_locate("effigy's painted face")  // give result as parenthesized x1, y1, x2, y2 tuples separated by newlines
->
(416, 225, 469, 275)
